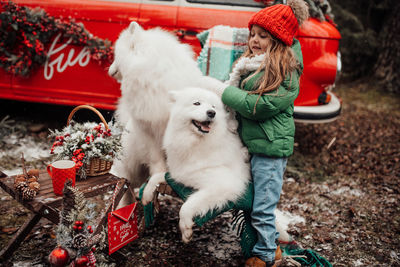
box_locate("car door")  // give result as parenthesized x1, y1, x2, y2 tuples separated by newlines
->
(139, 0, 178, 31)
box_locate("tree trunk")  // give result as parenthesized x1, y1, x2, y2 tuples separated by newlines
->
(373, 1, 400, 93)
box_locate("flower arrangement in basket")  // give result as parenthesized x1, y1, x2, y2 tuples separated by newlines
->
(49, 105, 122, 179)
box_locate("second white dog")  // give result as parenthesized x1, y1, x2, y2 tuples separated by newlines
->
(142, 87, 251, 243)
(108, 22, 226, 197)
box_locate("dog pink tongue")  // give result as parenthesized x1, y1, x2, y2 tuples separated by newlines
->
(201, 123, 210, 132)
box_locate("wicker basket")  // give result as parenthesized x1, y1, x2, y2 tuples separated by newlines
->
(67, 105, 113, 177)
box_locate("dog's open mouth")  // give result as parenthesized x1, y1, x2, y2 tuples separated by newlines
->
(192, 120, 211, 133)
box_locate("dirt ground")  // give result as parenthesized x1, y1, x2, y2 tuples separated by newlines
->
(0, 81, 399, 266)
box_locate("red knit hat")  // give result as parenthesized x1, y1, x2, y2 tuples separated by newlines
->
(248, 4, 299, 46)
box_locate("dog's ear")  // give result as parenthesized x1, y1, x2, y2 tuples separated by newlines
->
(168, 91, 179, 103)
(128, 21, 142, 34)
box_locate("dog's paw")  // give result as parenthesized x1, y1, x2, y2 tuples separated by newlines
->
(141, 184, 155, 205)
(179, 218, 194, 244)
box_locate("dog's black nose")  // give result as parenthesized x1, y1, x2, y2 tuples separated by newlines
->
(207, 110, 216, 118)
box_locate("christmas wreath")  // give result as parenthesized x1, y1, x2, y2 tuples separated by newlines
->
(0, 1, 112, 77)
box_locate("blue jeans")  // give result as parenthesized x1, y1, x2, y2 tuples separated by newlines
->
(250, 154, 287, 262)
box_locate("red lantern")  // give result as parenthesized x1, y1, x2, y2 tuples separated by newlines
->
(75, 255, 89, 267)
(48, 247, 70, 267)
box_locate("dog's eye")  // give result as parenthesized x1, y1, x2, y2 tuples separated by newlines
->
(193, 102, 201, 106)
(212, 105, 216, 108)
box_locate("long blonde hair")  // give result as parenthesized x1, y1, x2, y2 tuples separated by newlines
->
(240, 31, 300, 95)
(236, 31, 301, 113)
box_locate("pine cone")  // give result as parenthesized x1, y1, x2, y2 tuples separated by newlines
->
(27, 169, 40, 177)
(15, 181, 28, 191)
(14, 175, 26, 187)
(21, 187, 37, 200)
(72, 233, 88, 249)
(60, 181, 76, 226)
(28, 181, 40, 192)
(27, 176, 38, 183)
(15, 180, 39, 201)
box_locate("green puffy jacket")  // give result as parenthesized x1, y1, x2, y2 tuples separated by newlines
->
(221, 39, 303, 158)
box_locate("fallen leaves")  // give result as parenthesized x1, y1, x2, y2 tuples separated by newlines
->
(281, 84, 400, 265)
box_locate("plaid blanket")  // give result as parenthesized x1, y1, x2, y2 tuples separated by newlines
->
(197, 25, 249, 81)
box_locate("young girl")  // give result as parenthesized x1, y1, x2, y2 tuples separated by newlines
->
(219, 1, 309, 266)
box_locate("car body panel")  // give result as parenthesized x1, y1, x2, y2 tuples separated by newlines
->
(0, 0, 342, 122)
(294, 92, 341, 123)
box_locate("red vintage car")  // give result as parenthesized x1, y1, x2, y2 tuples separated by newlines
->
(0, 0, 341, 123)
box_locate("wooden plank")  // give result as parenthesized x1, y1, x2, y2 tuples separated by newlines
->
(39, 204, 60, 224)
(0, 169, 129, 260)
(0, 176, 44, 213)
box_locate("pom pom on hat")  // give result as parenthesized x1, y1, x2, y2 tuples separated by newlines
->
(248, 0, 309, 46)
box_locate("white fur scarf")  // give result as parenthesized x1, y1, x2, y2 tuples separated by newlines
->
(222, 54, 264, 137)
(225, 53, 265, 87)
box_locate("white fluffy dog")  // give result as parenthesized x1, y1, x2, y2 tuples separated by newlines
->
(142, 87, 251, 243)
(108, 22, 225, 197)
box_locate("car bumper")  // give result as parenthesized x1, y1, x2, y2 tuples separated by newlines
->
(294, 92, 341, 124)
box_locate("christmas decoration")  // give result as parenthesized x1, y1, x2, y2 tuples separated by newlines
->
(48, 247, 70, 267)
(50, 180, 110, 267)
(108, 184, 138, 255)
(49, 120, 122, 179)
(0, 1, 112, 77)
(74, 255, 89, 267)
(13, 153, 41, 200)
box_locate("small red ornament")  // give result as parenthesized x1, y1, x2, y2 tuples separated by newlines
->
(75, 255, 89, 267)
(48, 247, 70, 267)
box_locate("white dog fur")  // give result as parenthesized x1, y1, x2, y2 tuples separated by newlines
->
(142, 87, 251, 243)
(108, 22, 225, 202)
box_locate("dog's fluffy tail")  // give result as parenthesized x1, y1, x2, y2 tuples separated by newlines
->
(199, 76, 227, 97)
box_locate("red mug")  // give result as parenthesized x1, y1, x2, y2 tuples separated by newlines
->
(47, 160, 76, 196)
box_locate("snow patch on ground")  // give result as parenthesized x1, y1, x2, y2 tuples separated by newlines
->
(353, 259, 365, 266)
(276, 209, 305, 231)
(0, 133, 51, 176)
(330, 186, 363, 197)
